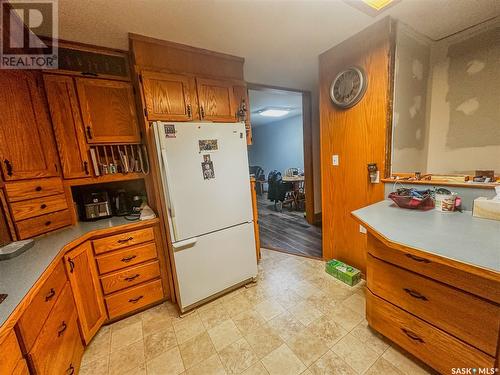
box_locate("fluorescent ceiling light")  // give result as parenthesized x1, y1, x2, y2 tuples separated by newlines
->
(258, 108, 290, 117)
(362, 0, 394, 11)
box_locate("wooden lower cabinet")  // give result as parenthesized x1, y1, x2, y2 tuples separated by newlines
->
(12, 359, 30, 375)
(0, 330, 24, 374)
(100, 260, 160, 294)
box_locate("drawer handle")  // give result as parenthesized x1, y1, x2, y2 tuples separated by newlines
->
(68, 258, 75, 273)
(405, 254, 430, 263)
(35, 186, 42, 192)
(40, 203, 47, 209)
(124, 274, 140, 282)
(121, 255, 137, 263)
(45, 288, 56, 301)
(67, 364, 75, 375)
(128, 295, 144, 304)
(45, 220, 52, 226)
(403, 288, 428, 301)
(401, 328, 424, 343)
(57, 321, 67, 337)
(117, 236, 134, 244)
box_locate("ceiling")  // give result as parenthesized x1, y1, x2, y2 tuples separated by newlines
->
(249, 89, 303, 127)
(55, 0, 500, 92)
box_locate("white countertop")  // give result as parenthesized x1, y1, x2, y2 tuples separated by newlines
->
(352, 200, 500, 272)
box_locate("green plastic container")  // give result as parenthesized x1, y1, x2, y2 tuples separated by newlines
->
(325, 259, 361, 286)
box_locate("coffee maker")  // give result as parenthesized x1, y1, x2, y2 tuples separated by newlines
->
(112, 189, 130, 216)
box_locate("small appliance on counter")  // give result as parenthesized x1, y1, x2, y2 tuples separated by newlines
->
(111, 189, 130, 216)
(83, 191, 112, 220)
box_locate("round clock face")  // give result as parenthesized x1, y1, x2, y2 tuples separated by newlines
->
(330, 67, 367, 109)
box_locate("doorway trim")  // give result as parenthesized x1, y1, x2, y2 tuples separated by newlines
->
(247, 83, 315, 225)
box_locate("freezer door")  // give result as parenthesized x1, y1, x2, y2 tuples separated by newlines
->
(173, 222, 257, 310)
(155, 122, 253, 242)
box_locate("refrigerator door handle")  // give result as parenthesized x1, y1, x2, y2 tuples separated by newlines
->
(160, 148, 179, 239)
(172, 237, 198, 252)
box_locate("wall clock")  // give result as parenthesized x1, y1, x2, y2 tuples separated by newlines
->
(330, 66, 367, 109)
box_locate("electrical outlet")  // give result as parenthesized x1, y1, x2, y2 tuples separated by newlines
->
(359, 225, 367, 234)
(332, 155, 339, 166)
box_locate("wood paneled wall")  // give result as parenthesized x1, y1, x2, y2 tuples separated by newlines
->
(319, 18, 395, 272)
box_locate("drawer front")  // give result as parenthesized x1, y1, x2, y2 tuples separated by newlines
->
(0, 330, 23, 374)
(11, 194, 68, 221)
(100, 260, 161, 295)
(367, 233, 500, 303)
(367, 254, 499, 356)
(18, 261, 68, 351)
(93, 227, 155, 254)
(12, 359, 30, 375)
(5, 178, 64, 202)
(16, 209, 72, 239)
(29, 283, 83, 375)
(96, 242, 158, 274)
(366, 290, 495, 374)
(105, 278, 163, 319)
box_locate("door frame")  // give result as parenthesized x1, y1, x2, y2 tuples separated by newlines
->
(247, 83, 315, 225)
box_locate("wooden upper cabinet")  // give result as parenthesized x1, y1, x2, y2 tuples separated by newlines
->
(64, 241, 107, 344)
(43, 74, 91, 179)
(196, 78, 237, 122)
(75, 78, 141, 144)
(0, 71, 60, 181)
(141, 71, 196, 121)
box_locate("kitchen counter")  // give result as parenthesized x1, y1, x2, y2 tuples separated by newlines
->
(352, 200, 500, 272)
(0, 217, 158, 328)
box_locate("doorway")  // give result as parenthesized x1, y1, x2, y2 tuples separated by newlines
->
(247, 84, 321, 258)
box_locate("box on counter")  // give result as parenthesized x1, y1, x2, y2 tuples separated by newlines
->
(473, 197, 500, 221)
(325, 259, 361, 286)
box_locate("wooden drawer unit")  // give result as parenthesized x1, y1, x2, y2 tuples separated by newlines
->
(18, 261, 67, 352)
(12, 359, 30, 375)
(29, 283, 84, 375)
(10, 194, 68, 221)
(16, 209, 72, 239)
(96, 241, 158, 274)
(105, 278, 163, 319)
(4, 178, 64, 202)
(100, 260, 161, 294)
(93, 227, 155, 254)
(0, 330, 23, 374)
(367, 233, 500, 303)
(367, 254, 499, 356)
(366, 290, 495, 374)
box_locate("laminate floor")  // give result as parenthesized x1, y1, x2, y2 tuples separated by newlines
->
(257, 194, 322, 258)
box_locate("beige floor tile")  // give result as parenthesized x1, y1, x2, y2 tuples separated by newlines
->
(343, 293, 366, 317)
(327, 304, 364, 331)
(382, 346, 432, 375)
(307, 315, 348, 348)
(350, 320, 390, 355)
(274, 289, 302, 310)
(185, 354, 227, 375)
(286, 326, 329, 366)
(308, 350, 357, 375)
(179, 331, 216, 369)
(144, 324, 178, 361)
(79, 355, 109, 375)
(365, 357, 405, 375)
(219, 338, 259, 374)
(110, 321, 143, 352)
(110, 314, 142, 332)
(254, 299, 285, 321)
(241, 362, 269, 375)
(173, 313, 206, 344)
(199, 303, 230, 330)
(241, 285, 269, 305)
(121, 363, 147, 375)
(232, 309, 265, 335)
(108, 339, 145, 375)
(289, 301, 323, 326)
(141, 303, 176, 337)
(332, 333, 380, 374)
(81, 325, 111, 366)
(223, 293, 254, 317)
(208, 319, 243, 351)
(267, 312, 305, 342)
(147, 346, 185, 375)
(244, 323, 284, 359)
(261, 344, 306, 375)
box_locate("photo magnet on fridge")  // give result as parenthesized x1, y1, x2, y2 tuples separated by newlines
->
(201, 154, 215, 180)
(164, 124, 176, 138)
(199, 139, 218, 152)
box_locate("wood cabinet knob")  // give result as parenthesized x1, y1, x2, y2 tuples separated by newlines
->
(40, 204, 47, 209)
(35, 186, 42, 192)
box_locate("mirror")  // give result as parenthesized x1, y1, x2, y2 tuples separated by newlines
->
(391, 19, 500, 176)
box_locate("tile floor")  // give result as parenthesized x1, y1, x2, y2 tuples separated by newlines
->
(80, 249, 433, 375)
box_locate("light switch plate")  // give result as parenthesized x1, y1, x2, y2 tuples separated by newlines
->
(332, 155, 339, 166)
(359, 225, 367, 234)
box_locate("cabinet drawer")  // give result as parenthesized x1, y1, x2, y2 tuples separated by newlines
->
(93, 227, 155, 254)
(101, 260, 161, 295)
(367, 254, 499, 356)
(12, 359, 30, 375)
(4, 178, 64, 202)
(105, 279, 163, 319)
(96, 242, 158, 274)
(11, 194, 68, 221)
(367, 233, 500, 303)
(29, 283, 84, 375)
(366, 290, 495, 374)
(18, 261, 67, 352)
(16, 209, 72, 239)
(0, 330, 23, 374)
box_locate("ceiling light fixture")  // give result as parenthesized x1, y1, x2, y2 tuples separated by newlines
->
(258, 108, 291, 117)
(344, 0, 400, 16)
(362, 0, 394, 11)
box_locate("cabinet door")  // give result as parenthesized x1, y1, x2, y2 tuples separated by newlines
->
(196, 78, 237, 122)
(75, 78, 141, 143)
(64, 241, 106, 344)
(44, 74, 91, 179)
(233, 84, 252, 144)
(141, 71, 196, 121)
(0, 71, 60, 180)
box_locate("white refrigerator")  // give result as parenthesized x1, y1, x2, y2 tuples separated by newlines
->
(153, 121, 257, 312)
